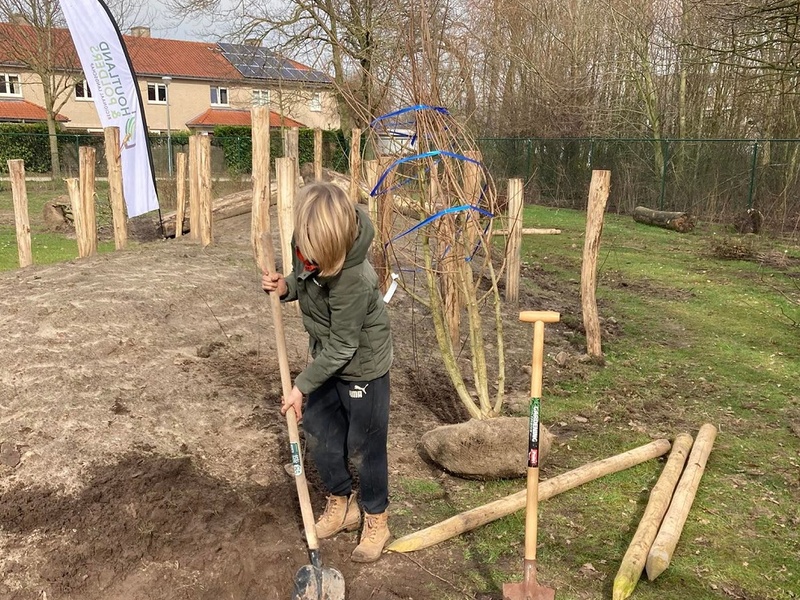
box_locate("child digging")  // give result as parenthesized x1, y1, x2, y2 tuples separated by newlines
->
(261, 182, 393, 562)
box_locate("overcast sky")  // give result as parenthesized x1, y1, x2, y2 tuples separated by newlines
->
(142, 0, 229, 41)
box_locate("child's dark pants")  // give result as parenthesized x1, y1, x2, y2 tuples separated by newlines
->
(303, 372, 390, 514)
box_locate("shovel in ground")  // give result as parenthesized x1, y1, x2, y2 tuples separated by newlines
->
(260, 233, 345, 600)
(503, 311, 560, 600)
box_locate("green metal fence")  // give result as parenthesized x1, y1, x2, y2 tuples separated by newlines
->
(2, 131, 799, 231)
(475, 137, 800, 230)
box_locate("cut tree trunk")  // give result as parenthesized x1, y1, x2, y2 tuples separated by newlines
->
(633, 206, 695, 233)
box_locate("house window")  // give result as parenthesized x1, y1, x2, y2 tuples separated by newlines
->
(309, 92, 322, 112)
(75, 80, 93, 100)
(147, 82, 167, 103)
(210, 86, 228, 106)
(252, 89, 270, 106)
(0, 73, 21, 97)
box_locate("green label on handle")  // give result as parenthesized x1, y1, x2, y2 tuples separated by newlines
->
(528, 398, 541, 467)
(290, 441, 302, 476)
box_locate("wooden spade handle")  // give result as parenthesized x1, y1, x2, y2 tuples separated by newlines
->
(521, 311, 560, 562)
(260, 232, 320, 551)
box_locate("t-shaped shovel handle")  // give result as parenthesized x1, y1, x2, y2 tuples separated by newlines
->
(503, 310, 560, 600)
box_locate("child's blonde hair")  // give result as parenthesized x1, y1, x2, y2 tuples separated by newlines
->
(294, 183, 357, 277)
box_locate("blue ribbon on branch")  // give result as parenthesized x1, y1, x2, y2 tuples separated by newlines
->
(370, 150, 484, 197)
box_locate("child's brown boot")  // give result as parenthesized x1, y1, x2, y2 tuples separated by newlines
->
(315, 493, 360, 539)
(350, 511, 390, 562)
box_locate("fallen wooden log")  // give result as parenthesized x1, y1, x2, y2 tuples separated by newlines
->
(386, 438, 671, 553)
(632, 206, 695, 233)
(646, 424, 717, 581)
(612, 433, 694, 600)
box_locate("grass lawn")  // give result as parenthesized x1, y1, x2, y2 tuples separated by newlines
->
(396, 206, 799, 600)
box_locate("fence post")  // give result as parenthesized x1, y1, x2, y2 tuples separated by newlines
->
(175, 152, 187, 237)
(747, 140, 759, 210)
(103, 126, 128, 250)
(251, 106, 271, 264)
(582, 170, 611, 358)
(198, 135, 213, 246)
(78, 146, 98, 257)
(8, 159, 32, 268)
(314, 128, 323, 181)
(188, 135, 199, 240)
(505, 178, 524, 304)
(349, 128, 362, 203)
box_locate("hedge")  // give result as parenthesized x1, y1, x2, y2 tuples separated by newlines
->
(212, 125, 349, 175)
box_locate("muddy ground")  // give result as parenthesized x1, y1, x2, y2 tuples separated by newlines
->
(0, 212, 591, 600)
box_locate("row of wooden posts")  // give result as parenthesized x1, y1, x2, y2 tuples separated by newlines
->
(8, 107, 611, 356)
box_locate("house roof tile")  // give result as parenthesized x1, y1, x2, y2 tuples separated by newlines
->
(186, 108, 305, 128)
(0, 99, 69, 122)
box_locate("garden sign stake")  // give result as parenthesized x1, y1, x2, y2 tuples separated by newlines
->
(260, 231, 346, 600)
(503, 310, 560, 600)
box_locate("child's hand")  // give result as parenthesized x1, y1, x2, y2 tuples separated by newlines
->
(281, 385, 304, 421)
(261, 270, 288, 296)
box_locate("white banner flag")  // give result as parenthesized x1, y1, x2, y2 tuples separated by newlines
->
(60, 0, 159, 218)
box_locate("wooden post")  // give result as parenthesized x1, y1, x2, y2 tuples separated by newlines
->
(174, 152, 187, 237)
(276, 157, 296, 276)
(65, 178, 86, 257)
(581, 170, 611, 358)
(463, 150, 483, 252)
(505, 178, 524, 303)
(314, 127, 323, 181)
(8, 159, 32, 268)
(198, 135, 213, 247)
(613, 433, 694, 600)
(363, 159, 381, 235)
(251, 106, 271, 264)
(103, 126, 128, 249)
(284, 126, 299, 173)
(188, 135, 200, 240)
(386, 438, 672, 553)
(646, 424, 718, 581)
(376, 160, 395, 293)
(349, 128, 361, 202)
(79, 146, 97, 257)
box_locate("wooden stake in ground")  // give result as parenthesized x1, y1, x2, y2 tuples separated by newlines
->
(275, 157, 296, 276)
(251, 106, 271, 262)
(646, 423, 717, 581)
(284, 126, 299, 176)
(188, 135, 200, 240)
(581, 170, 611, 358)
(65, 178, 86, 257)
(363, 159, 381, 258)
(8, 159, 32, 268)
(314, 128, 323, 181)
(79, 146, 98, 257)
(387, 438, 672, 553)
(197, 135, 213, 247)
(175, 152, 187, 238)
(612, 433, 694, 600)
(505, 178, 524, 304)
(349, 128, 361, 203)
(103, 126, 128, 250)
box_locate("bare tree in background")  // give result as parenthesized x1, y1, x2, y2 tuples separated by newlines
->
(0, 0, 152, 178)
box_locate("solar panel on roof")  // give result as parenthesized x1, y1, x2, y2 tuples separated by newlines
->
(217, 42, 330, 83)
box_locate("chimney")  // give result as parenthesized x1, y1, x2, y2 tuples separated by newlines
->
(130, 26, 151, 38)
(9, 13, 28, 25)
(244, 38, 262, 47)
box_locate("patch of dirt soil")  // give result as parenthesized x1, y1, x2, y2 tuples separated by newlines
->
(2, 211, 577, 600)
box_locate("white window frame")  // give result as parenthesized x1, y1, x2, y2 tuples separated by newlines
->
(75, 80, 93, 101)
(252, 89, 270, 106)
(0, 73, 22, 97)
(147, 82, 167, 104)
(309, 91, 322, 112)
(210, 86, 229, 106)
